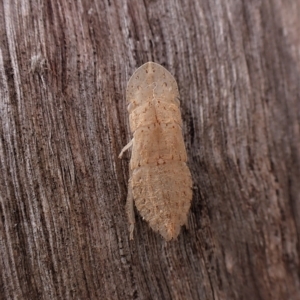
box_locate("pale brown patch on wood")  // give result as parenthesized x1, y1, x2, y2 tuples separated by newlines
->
(119, 62, 193, 240)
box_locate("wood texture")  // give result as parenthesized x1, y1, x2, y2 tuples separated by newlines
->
(0, 0, 299, 299)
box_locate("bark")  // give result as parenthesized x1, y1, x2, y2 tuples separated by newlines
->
(0, 0, 299, 299)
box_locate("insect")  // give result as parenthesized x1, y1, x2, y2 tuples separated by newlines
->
(119, 62, 193, 241)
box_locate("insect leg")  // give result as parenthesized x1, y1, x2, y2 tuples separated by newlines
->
(126, 177, 135, 240)
(118, 138, 134, 158)
(184, 219, 189, 229)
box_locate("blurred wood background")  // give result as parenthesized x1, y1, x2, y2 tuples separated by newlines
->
(0, 0, 299, 299)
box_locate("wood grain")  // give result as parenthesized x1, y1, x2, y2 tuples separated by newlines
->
(0, 0, 299, 299)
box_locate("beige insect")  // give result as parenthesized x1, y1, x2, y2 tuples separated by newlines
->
(119, 62, 193, 241)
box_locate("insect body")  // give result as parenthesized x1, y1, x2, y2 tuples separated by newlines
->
(119, 62, 193, 241)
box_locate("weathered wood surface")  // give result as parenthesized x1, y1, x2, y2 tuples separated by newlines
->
(0, 0, 299, 299)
